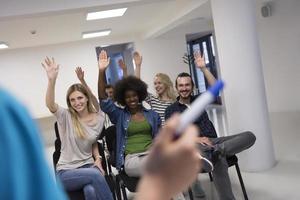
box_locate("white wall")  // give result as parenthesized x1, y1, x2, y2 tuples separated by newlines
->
(135, 38, 188, 94)
(1, 0, 299, 117)
(256, 0, 300, 112)
(0, 40, 99, 118)
(0, 36, 187, 118)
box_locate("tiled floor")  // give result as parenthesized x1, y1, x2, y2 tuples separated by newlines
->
(44, 111, 300, 200)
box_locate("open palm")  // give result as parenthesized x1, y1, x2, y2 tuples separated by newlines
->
(42, 57, 59, 80)
(75, 67, 85, 81)
(98, 50, 110, 70)
(133, 51, 143, 66)
(194, 51, 206, 69)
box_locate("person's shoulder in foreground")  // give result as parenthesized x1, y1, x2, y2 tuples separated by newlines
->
(0, 88, 67, 200)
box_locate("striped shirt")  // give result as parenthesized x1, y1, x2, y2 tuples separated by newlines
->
(145, 93, 173, 125)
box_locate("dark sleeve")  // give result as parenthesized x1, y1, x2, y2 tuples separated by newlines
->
(157, 113, 162, 129)
(152, 111, 162, 138)
(100, 99, 121, 124)
(164, 105, 173, 121)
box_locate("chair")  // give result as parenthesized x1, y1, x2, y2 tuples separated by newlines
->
(52, 122, 117, 200)
(101, 125, 139, 200)
(102, 125, 193, 200)
(53, 122, 85, 200)
(97, 139, 117, 200)
(208, 155, 249, 200)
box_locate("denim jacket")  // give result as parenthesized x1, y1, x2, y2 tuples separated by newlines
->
(100, 99, 161, 169)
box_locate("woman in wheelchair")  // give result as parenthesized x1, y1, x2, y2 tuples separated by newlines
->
(97, 50, 161, 177)
(42, 57, 113, 200)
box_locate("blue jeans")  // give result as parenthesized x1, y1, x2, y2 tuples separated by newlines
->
(57, 164, 113, 200)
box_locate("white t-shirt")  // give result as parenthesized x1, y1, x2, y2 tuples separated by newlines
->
(54, 106, 104, 171)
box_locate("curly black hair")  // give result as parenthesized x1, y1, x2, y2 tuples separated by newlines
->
(114, 76, 148, 106)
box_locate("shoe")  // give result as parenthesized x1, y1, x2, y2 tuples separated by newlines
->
(199, 154, 214, 173)
(197, 143, 214, 172)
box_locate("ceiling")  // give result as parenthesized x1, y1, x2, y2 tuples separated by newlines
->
(0, 0, 212, 50)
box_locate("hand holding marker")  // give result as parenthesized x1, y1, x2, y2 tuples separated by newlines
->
(176, 80, 225, 171)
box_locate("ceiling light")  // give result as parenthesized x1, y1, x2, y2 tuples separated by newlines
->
(82, 30, 111, 39)
(0, 43, 9, 49)
(86, 8, 127, 20)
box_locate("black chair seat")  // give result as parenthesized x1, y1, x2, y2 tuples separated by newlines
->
(226, 155, 238, 166)
(117, 170, 139, 192)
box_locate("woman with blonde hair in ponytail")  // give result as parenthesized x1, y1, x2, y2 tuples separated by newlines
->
(42, 58, 113, 200)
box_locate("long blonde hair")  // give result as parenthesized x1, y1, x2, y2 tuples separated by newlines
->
(66, 84, 97, 138)
(155, 73, 177, 101)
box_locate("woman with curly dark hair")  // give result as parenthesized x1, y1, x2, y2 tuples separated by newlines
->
(97, 50, 161, 177)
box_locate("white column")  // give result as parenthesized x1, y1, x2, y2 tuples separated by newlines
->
(211, 0, 276, 171)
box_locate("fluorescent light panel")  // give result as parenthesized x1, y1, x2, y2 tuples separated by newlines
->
(82, 30, 111, 39)
(86, 8, 127, 20)
(0, 43, 9, 49)
(100, 44, 110, 48)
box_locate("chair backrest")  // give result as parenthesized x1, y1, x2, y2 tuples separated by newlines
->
(102, 125, 140, 192)
(102, 125, 117, 167)
(53, 122, 61, 171)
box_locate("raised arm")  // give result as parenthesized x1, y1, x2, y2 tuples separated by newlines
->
(194, 51, 216, 86)
(75, 67, 99, 112)
(97, 50, 110, 100)
(118, 59, 128, 77)
(42, 57, 59, 113)
(133, 51, 142, 78)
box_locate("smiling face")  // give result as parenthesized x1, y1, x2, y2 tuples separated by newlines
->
(124, 90, 140, 110)
(68, 90, 88, 113)
(176, 76, 193, 100)
(154, 76, 167, 96)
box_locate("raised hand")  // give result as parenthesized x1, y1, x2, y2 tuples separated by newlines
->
(98, 50, 110, 71)
(42, 57, 59, 81)
(118, 59, 127, 71)
(194, 51, 206, 69)
(133, 51, 143, 67)
(75, 67, 85, 81)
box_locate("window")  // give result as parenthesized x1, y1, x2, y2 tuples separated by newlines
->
(187, 34, 221, 104)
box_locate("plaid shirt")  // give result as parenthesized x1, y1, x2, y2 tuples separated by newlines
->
(165, 95, 217, 138)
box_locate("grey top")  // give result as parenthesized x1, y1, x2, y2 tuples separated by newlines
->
(54, 106, 104, 171)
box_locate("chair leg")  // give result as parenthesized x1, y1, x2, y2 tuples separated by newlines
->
(188, 187, 194, 200)
(115, 176, 122, 200)
(119, 179, 128, 200)
(235, 163, 248, 200)
(208, 172, 213, 182)
(109, 175, 117, 200)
